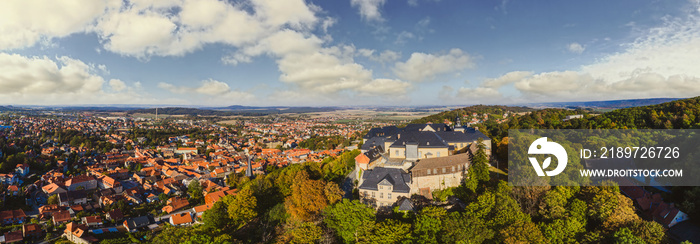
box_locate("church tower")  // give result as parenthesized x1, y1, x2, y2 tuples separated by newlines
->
(454, 116, 465, 132)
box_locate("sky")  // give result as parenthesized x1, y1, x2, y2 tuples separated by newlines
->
(1, 0, 700, 107)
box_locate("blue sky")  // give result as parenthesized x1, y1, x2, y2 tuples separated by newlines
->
(1, 0, 699, 106)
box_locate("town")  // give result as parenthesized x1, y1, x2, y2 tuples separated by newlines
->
(0, 111, 408, 243)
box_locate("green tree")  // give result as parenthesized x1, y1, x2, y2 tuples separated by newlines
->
(612, 228, 645, 244)
(202, 200, 231, 231)
(368, 219, 411, 244)
(471, 138, 490, 183)
(47, 195, 59, 205)
(226, 188, 257, 229)
(413, 206, 446, 244)
(285, 222, 323, 244)
(187, 180, 203, 204)
(324, 181, 343, 204)
(324, 199, 376, 243)
(440, 211, 494, 244)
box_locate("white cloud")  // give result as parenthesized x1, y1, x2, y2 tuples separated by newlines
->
(567, 42, 585, 54)
(350, 0, 387, 22)
(506, 1, 700, 102)
(158, 82, 186, 94)
(359, 49, 401, 64)
(394, 31, 415, 45)
(228, 29, 410, 98)
(195, 79, 232, 96)
(158, 79, 256, 102)
(417, 17, 431, 29)
(109, 79, 127, 92)
(357, 79, 412, 96)
(89, 0, 322, 58)
(0, 0, 109, 50)
(393, 48, 475, 82)
(0, 53, 152, 104)
(408, 0, 419, 6)
(358, 48, 375, 57)
(482, 71, 533, 88)
(457, 87, 502, 99)
(438, 85, 506, 105)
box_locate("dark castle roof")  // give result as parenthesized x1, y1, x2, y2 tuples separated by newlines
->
(359, 167, 411, 193)
(389, 131, 450, 148)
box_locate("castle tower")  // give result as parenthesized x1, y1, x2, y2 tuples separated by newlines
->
(454, 116, 465, 133)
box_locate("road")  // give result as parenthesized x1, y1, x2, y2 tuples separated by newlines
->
(341, 167, 358, 199)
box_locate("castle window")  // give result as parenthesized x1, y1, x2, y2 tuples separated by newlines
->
(452, 166, 455, 172)
(380, 192, 383, 199)
(437, 152, 441, 157)
(388, 193, 392, 199)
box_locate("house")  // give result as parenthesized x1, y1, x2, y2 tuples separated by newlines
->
(106, 209, 124, 222)
(175, 147, 198, 155)
(410, 153, 471, 198)
(98, 176, 122, 192)
(193, 204, 213, 218)
(65, 175, 98, 191)
(162, 197, 189, 214)
(652, 202, 689, 228)
(396, 198, 415, 212)
(123, 216, 155, 232)
(65, 222, 97, 244)
(52, 210, 71, 225)
(169, 212, 193, 226)
(204, 188, 237, 205)
(38, 204, 62, 216)
(146, 193, 159, 203)
(42, 183, 67, 196)
(3, 230, 22, 243)
(0, 173, 18, 185)
(6, 185, 19, 196)
(355, 147, 382, 171)
(82, 216, 103, 228)
(0, 209, 26, 225)
(14, 163, 29, 177)
(58, 190, 88, 206)
(358, 167, 411, 208)
(22, 223, 42, 239)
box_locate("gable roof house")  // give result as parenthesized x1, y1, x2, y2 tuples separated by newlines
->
(52, 210, 71, 225)
(123, 216, 155, 232)
(355, 147, 383, 171)
(358, 167, 411, 208)
(169, 212, 193, 226)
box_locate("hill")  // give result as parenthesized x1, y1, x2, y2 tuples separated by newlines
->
(410, 105, 533, 124)
(528, 97, 683, 109)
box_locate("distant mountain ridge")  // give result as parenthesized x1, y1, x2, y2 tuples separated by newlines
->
(528, 98, 683, 109)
